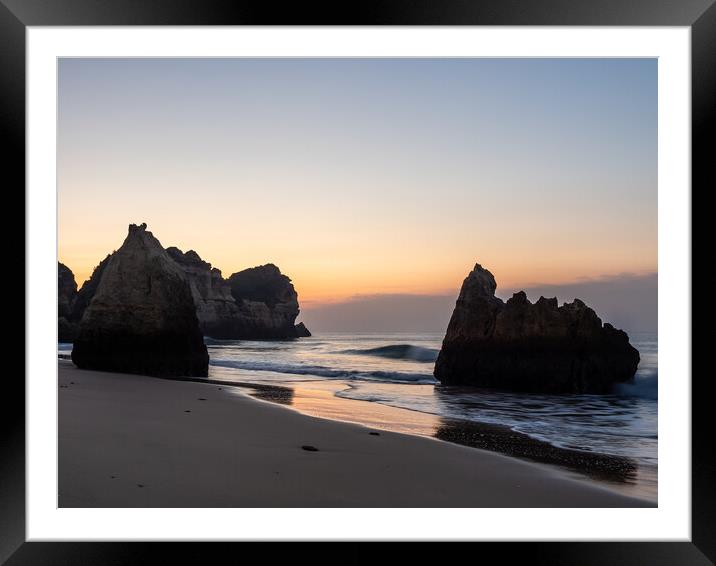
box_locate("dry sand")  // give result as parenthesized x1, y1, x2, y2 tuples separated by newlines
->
(58, 361, 653, 507)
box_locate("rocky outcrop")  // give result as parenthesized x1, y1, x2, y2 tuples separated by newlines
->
(226, 264, 303, 339)
(60, 235, 310, 345)
(294, 322, 311, 337)
(58, 257, 114, 342)
(166, 247, 309, 339)
(434, 264, 640, 393)
(71, 223, 208, 377)
(165, 247, 243, 338)
(58, 263, 79, 342)
(71, 254, 112, 322)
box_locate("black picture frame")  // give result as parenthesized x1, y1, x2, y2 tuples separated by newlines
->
(5, 1, 714, 563)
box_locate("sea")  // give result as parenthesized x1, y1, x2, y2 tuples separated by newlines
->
(58, 331, 658, 500)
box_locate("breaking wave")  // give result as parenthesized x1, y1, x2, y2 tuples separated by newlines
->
(340, 344, 439, 363)
(209, 358, 436, 384)
(613, 371, 658, 400)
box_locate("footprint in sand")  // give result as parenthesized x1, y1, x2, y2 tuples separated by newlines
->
(301, 445, 319, 452)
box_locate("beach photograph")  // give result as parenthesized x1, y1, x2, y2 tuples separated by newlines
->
(57, 57, 657, 508)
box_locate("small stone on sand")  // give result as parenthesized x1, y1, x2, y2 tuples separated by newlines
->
(301, 445, 319, 452)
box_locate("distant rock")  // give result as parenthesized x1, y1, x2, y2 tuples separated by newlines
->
(71, 223, 208, 377)
(71, 254, 112, 323)
(434, 263, 640, 393)
(227, 264, 304, 339)
(58, 263, 78, 342)
(58, 257, 115, 342)
(294, 322, 311, 337)
(167, 248, 309, 339)
(58, 263, 77, 318)
(165, 246, 244, 338)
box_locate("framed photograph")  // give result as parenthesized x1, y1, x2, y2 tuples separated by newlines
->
(6, 0, 713, 563)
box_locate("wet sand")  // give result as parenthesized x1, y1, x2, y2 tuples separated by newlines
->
(58, 361, 653, 507)
(236, 380, 656, 501)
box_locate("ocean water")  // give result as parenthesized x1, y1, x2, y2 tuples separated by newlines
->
(205, 332, 657, 474)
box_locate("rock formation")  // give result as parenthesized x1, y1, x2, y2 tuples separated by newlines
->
(60, 233, 310, 345)
(71, 254, 112, 322)
(58, 263, 78, 342)
(166, 247, 309, 339)
(58, 256, 115, 342)
(226, 264, 304, 339)
(294, 322, 311, 337)
(71, 223, 209, 377)
(434, 263, 640, 393)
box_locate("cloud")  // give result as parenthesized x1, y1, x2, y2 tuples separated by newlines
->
(299, 272, 657, 334)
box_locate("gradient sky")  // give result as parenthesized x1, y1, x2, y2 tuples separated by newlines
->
(58, 58, 657, 310)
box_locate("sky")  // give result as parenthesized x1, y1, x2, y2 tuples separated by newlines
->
(58, 58, 657, 330)
(298, 272, 657, 334)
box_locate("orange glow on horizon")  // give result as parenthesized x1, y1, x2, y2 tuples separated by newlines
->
(59, 235, 657, 308)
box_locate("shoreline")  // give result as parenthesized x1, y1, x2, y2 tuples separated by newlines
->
(233, 379, 655, 501)
(58, 361, 654, 507)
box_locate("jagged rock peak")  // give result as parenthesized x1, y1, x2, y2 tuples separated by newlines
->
(464, 263, 498, 297)
(166, 247, 211, 269)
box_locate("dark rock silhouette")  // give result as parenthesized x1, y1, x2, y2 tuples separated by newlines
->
(71, 254, 112, 322)
(60, 242, 310, 345)
(227, 264, 303, 339)
(58, 256, 114, 342)
(294, 322, 312, 337)
(58, 263, 79, 342)
(166, 247, 309, 339)
(434, 264, 640, 393)
(71, 223, 208, 377)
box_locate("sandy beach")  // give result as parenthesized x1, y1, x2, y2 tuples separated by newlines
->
(58, 361, 653, 508)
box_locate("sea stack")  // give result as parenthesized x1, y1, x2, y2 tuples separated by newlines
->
(166, 247, 309, 339)
(71, 223, 209, 377)
(434, 263, 640, 393)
